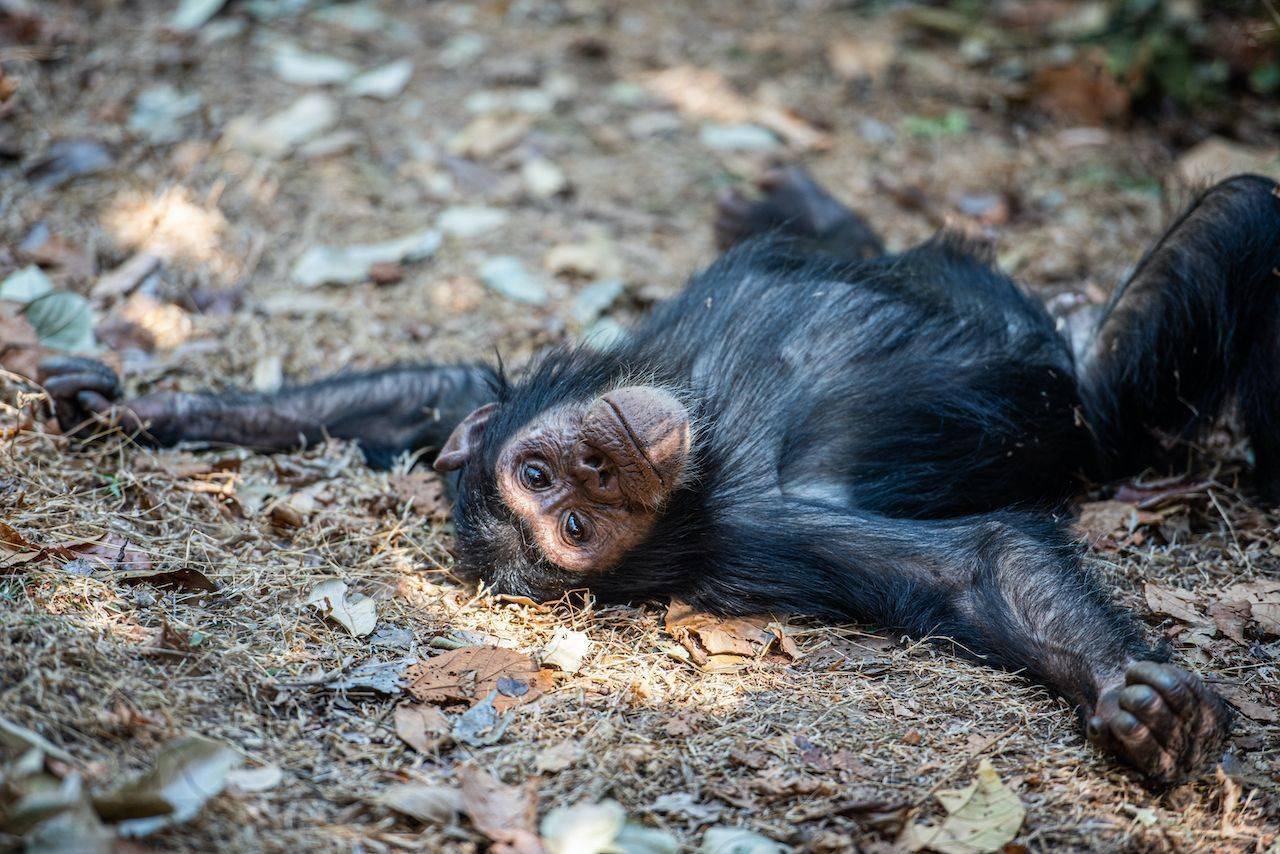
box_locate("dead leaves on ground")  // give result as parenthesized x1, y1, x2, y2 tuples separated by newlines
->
(404, 644, 552, 713)
(903, 759, 1025, 854)
(665, 600, 799, 671)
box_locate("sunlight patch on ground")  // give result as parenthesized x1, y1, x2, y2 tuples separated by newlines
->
(102, 185, 230, 272)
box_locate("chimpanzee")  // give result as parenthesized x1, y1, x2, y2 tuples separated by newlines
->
(42, 168, 1280, 785)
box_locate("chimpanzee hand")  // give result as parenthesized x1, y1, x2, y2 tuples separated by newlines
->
(38, 355, 162, 440)
(1087, 661, 1234, 786)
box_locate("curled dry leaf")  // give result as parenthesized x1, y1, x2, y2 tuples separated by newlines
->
(456, 764, 543, 854)
(225, 764, 283, 795)
(541, 627, 590, 674)
(1074, 500, 1161, 548)
(903, 759, 1024, 854)
(452, 690, 514, 746)
(699, 827, 784, 853)
(377, 782, 461, 825)
(1216, 580, 1280, 640)
(1143, 583, 1203, 626)
(665, 600, 797, 671)
(404, 645, 551, 712)
(533, 739, 583, 774)
(307, 579, 377, 637)
(394, 703, 451, 753)
(93, 735, 242, 838)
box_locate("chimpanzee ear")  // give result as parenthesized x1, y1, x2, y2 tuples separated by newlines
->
(433, 403, 498, 473)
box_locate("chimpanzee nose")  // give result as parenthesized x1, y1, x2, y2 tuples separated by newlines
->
(573, 448, 618, 496)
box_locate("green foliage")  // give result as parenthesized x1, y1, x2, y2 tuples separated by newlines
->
(902, 109, 970, 139)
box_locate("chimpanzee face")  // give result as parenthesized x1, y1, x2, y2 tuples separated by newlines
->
(436, 386, 690, 580)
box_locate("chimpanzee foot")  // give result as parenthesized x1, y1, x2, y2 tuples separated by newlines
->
(714, 166, 858, 251)
(1087, 661, 1234, 786)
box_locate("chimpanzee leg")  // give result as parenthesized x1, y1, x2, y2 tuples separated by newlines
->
(39, 356, 496, 468)
(714, 166, 884, 260)
(1078, 174, 1280, 496)
(692, 499, 1232, 784)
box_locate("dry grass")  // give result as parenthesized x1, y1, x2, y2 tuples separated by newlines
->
(1, 1, 1278, 851)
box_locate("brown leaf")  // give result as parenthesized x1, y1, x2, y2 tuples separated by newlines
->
(0, 307, 43, 380)
(394, 703, 451, 753)
(456, 764, 543, 854)
(404, 646, 550, 712)
(1216, 684, 1279, 723)
(68, 534, 153, 573)
(534, 739, 583, 773)
(1208, 601, 1250, 645)
(1075, 500, 1161, 548)
(385, 471, 449, 520)
(664, 600, 796, 667)
(1031, 55, 1130, 126)
(117, 566, 216, 592)
(826, 36, 894, 83)
(1143, 583, 1203, 625)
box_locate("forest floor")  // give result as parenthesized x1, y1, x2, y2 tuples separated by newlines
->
(1, 1, 1278, 851)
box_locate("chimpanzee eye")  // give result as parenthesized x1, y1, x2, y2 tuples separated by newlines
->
(520, 461, 552, 490)
(562, 511, 588, 544)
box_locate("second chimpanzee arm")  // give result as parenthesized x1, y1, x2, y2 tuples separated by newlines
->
(692, 499, 1232, 784)
(40, 357, 497, 467)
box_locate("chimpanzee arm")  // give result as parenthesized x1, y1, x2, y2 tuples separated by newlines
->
(692, 499, 1232, 784)
(39, 356, 497, 468)
(1079, 174, 1280, 498)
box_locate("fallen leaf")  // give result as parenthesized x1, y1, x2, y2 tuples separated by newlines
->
(0, 308, 42, 379)
(1075, 500, 1161, 547)
(453, 691, 513, 746)
(456, 764, 542, 853)
(377, 782, 461, 825)
(1176, 137, 1280, 186)
(1208, 601, 1250, 645)
(542, 627, 590, 674)
(385, 471, 449, 519)
(93, 736, 242, 837)
(650, 791, 723, 823)
(533, 740, 583, 774)
(1217, 580, 1280, 639)
(225, 764, 283, 795)
(325, 657, 415, 694)
(26, 139, 114, 191)
(0, 714, 77, 764)
(699, 826, 784, 853)
(292, 229, 441, 288)
(1144, 584, 1203, 626)
(903, 759, 1024, 854)
(23, 291, 95, 352)
(307, 579, 377, 637)
(827, 36, 894, 82)
(1031, 55, 1129, 126)
(1216, 684, 1279, 723)
(394, 704, 451, 753)
(116, 566, 216, 592)
(404, 645, 549, 712)
(542, 799, 678, 854)
(665, 600, 795, 668)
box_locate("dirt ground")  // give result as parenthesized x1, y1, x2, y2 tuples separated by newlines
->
(1, 1, 1279, 851)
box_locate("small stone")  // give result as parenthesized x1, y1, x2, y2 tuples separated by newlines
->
(438, 206, 509, 239)
(169, 0, 227, 31)
(698, 123, 781, 151)
(292, 229, 441, 287)
(272, 44, 358, 86)
(296, 129, 360, 160)
(479, 257, 548, 306)
(347, 59, 414, 100)
(570, 280, 625, 325)
(128, 85, 202, 145)
(521, 157, 569, 198)
(226, 94, 338, 157)
(440, 32, 486, 68)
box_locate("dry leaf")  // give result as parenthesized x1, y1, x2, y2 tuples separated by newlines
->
(1216, 684, 1279, 723)
(1208, 601, 1250, 645)
(456, 764, 542, 854)
(394, 703, 451, 753)
(534, 739, 583, 774)
(1075, 500, 1160, 547)
(404, 646, 549, 712)
(93, 736, 242, 838)
(1176, 137, 1280, 186)
(0, 308, 42, 380)
(826, 36, 894, 82)
(1217, 580, 1280, 639)
(665, 600, 795, 668)
(307, 579, 377, 637)
(1031, 55, 1129, 126)
(225, 764, 283, 794)
(904, 759, 1024, 854)
(700, 827, 784, 853)
(542, 627, 590, 674)
(453, 691, 513, 746)
(1143, 584, 1203, 626)
(385, 471, 449, 519)
(377, 782, 461, 825)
